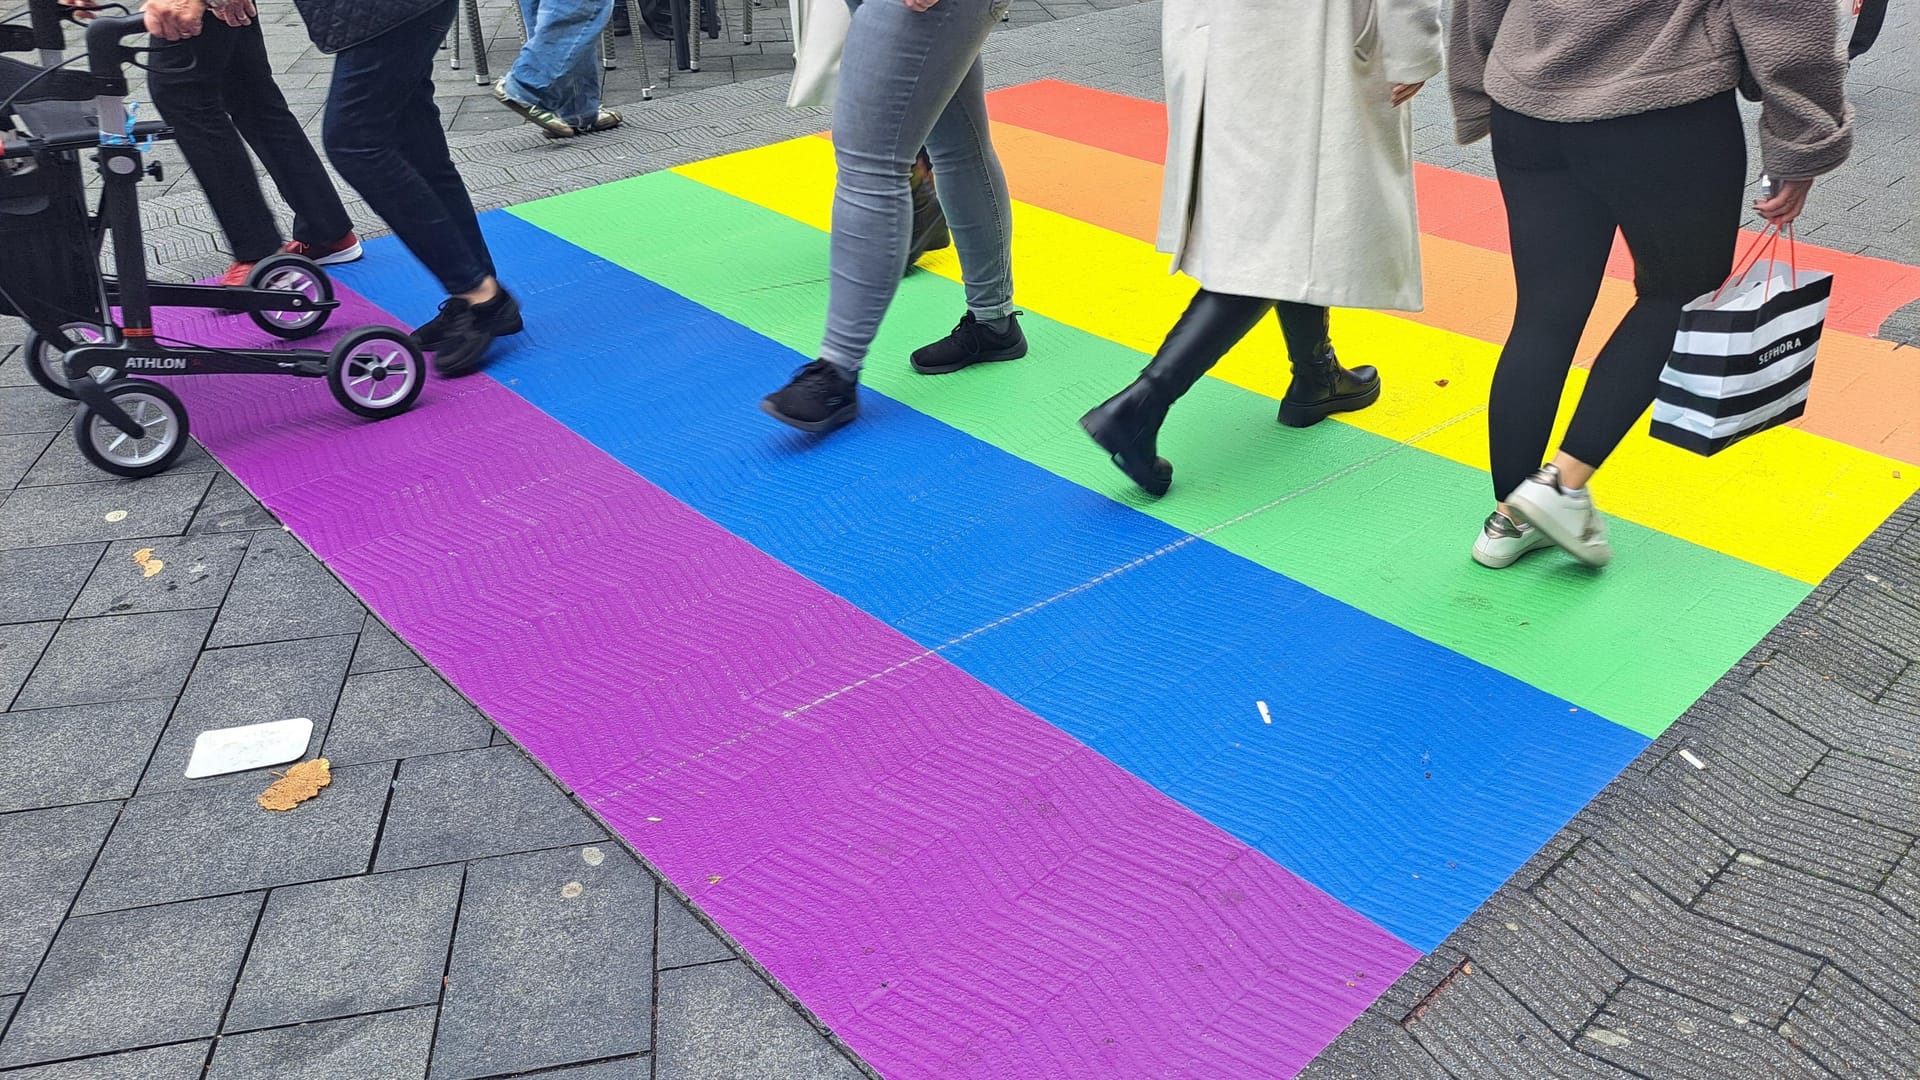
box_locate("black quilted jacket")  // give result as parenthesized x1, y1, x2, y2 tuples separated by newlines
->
(291, 0, 444, 53)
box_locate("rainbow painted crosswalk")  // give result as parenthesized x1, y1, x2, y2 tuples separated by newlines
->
(163, 81, 1920, 1078)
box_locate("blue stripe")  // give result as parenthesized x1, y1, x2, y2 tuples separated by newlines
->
(337, 212, 1649, 951)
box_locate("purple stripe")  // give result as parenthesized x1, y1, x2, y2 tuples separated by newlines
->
(158, 293, 1418, 1078)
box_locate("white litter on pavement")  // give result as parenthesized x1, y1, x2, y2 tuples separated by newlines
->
(1256, 700, 1272, 725)
(184, 717, 314, 778)
(1678, 749, 1707, 770)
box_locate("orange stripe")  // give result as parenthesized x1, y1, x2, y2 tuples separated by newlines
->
(983, 80, 1920, 339)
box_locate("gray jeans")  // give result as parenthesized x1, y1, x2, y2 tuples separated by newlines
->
(819, 0, 1016, 371)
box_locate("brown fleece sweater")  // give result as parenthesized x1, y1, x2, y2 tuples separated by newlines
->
(1449, 0, 1854, 180)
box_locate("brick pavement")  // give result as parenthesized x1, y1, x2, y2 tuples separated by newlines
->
(4, 2, 1919, 1077)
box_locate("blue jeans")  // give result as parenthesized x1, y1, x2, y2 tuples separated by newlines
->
(820, 0, 1014, 371)
(323, 0, 495, 295)
(505, 0, 614, 129)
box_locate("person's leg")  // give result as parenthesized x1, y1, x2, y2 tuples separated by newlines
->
(1556, 92, 1746, 480)
(1484, 105, 1616, 505)
(220, 17, 355, 251)
(324, 1, 490, 296)
(816, 0, 1004, 372)
(324, 0, 514, 374)
(1080, 289, 1272, 497)
(1272, 301, 1380, 426)
(145, 19, 283, 265)
(504, 0, 613, 129)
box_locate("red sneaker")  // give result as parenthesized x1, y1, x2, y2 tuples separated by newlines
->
(280, 231, 364, 266)
(218, 261, 255, 287)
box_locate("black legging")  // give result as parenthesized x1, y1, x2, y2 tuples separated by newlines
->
(1173, 292, 1330, 367)
(1486, 93, 1745, 501)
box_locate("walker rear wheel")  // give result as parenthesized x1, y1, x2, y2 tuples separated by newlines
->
(74, 379, 190, 478)
(23, 323, 112, 401)
(327, 326, 424, 419)
(247, 254, 334, 339)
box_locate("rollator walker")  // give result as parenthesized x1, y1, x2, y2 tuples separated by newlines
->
(1, 0, 423, 477)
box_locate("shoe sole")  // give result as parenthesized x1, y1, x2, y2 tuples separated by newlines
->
(1507, 492, 1613, 568)
(430, 331, 499, 378)
(1277, 380, 1382, 428)
(310, 242, 363, 266)
(911, 342, 1027, 376)
(761, 396, 858, 435)
(1471, 537, 1553, 570)
(494, 83, 576, 137)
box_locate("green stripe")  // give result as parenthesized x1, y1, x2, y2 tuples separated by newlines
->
(510, 171, 1807, 736)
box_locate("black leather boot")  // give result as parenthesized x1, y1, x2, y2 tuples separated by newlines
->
(1080, 291, 1271, 497)
(905, 153, 950, 276)
(1277, 342, 1380, 428)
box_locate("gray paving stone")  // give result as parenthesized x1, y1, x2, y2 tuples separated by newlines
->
(20, 434, 218, 490)
(1451, 890, 1625, 1041)
(0, 699, 172, 813)
(655, 961, 865, 1080)
(0, 893, 260, 1067)
(658, 891, 736, 970)
(349, 614, 421, 674)
(375, 747, 605, 871)
(67, 534, 251, 619)
(72, 763, 388, 915)
(1579, 979, 1827, 1080)
(1403, 963, 1626, 1080)
(1794, 751, 1920, 836)
(0, 545, 102, 625)
(208, 530, 365, 647)
(206, 1006, 436, 1080)
(431, 845, 653, 1080)
(321, 667, 493, 767)
(0, 621, 57, 711)
(0, 802, 120, 995)
(0, 387, 74, 436)
(0, 474, 213, 550)
(186, 473, 280, 535)
(139, 635, 355, 793)
(226, 864, 462, 1032)
(0, 431, 57, 490)
(1786, 964, 1920, 1079)
(0, 1041, 211, 1080)
(0, 994, 14, 1031)
(1297, 1012, 1453, 1080)
(519, 1057, 651, 1078)
(11, 608, 214, 712)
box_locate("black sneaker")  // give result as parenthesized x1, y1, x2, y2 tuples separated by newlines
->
(422, 290, 524, 377)
(415, 288, 523, 351)
(761, 360, 859, 434)
(910, 312, 1027, 375)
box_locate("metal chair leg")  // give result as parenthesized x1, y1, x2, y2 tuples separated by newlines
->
(688, 0, 702, 71)
(743, 0, 753, 44)
(448, 8, 463, 69)
(466, 0, 491, 82)
(625, 0, 654, 97)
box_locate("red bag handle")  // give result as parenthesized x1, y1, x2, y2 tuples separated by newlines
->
(1713, 222, 1801, 302)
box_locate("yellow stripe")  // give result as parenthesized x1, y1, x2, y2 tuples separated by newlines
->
(674, 137, 1918, 584)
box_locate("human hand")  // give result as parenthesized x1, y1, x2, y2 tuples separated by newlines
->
(1755, 177, 1813, 226)
(58, 0, 104, 22)
(1390, 81, 1424, 107)
(903, 0, 941, 10)
(144, 0, 208, 39)
(215, 0, 255, 25)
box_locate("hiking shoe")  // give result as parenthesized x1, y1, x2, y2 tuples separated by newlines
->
(1508, 464, 1612, 568)
(414, 287, 523, 353)
(576, 108, 622, 133)
(280, 231, 363, 266)
(493, 79, 575, 138)
(1471, 510, 1554, 569)
(217, 261, 255, 288)
(909, 312, 1027, 375)
(762, 359, 859, 434)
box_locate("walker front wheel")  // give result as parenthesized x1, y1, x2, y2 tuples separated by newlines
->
(23, 323, 112, 401)
(247, 254, 334, 339)
(74, 379, 190, 478)
(327, 326, 424, 420)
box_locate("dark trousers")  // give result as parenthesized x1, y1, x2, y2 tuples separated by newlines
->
(322, 0, 494, 295)
(146, 16, 352, 263)
(1165, 291, 1331, 367)
(1486, 93, 1745, 501)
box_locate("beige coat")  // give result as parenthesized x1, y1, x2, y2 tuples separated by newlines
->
(1159, 0, 1444, 311)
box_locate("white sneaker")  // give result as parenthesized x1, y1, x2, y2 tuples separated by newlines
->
(1472, 510, 1553, 569)
(1507, 465, 1613, 567)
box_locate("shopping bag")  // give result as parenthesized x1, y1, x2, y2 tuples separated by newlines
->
(1650, 226, 1833, 456)
(786, 0, 848, 108)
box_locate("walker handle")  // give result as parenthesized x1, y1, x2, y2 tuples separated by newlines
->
(82, 12, 145, 87)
